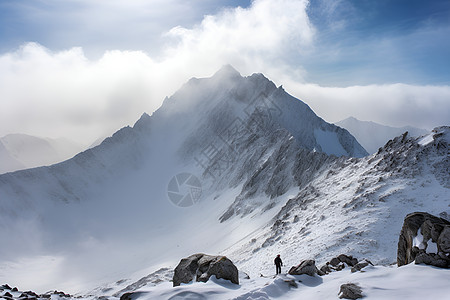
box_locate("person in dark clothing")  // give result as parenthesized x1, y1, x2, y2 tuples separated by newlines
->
(274, 254, 283, 275)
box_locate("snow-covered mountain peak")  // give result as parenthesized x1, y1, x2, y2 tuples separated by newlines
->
(150, 67, 367, 160)
(212, 64, 242, 80)
(0, 67, 381, 293)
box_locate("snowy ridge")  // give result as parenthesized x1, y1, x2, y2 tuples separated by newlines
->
(0, 67, 447, 296)
(225, 127, 449, 276)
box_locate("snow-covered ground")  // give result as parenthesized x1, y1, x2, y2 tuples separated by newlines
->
(90, 264, 449, 300)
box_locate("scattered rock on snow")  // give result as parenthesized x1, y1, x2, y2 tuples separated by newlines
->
(339, 283, 364, 299)
(330, 254, 358, 267)
(173, 253, 239, 287)
(320, 254, 361, 274)
(397, 212, 450, 268)
(351, 259, 374, 273)
(288, 260, 324, 276)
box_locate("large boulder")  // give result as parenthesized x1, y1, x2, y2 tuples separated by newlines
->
(288, 259, 324, 276)
(397, 212, 450, 268)
(173, 253, 239, 287)
(339, 283, 364, 299)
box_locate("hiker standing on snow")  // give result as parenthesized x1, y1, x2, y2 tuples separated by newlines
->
(274, 254, 283, 275)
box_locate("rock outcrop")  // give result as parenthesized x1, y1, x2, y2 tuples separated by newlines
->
(397, 212, 450, 268)
(319, 254, 362, 274)
(0, 284, 72, 300)
(339, 283, 364, 299)
(173, 253, 239, 287)
(351, 259, 373, 273)
(288, 259, 324, 276)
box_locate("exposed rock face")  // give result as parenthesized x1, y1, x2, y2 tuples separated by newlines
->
(339, 283, 364, 299)
(397, 212, 450, 268)
(288, 260, 324, 276)
(173, 253, 239, 287)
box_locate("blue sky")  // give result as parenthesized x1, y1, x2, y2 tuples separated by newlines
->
(0, 0, 449, 143)
(0, 0, 448, 85)
(305, 0, 450, 85)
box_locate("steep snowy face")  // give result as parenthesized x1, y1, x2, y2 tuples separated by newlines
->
(158, 65, 368, 160)
(225, 127, 449, 276)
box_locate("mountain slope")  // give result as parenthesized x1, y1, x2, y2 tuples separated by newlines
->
(336, 117, 428, 154)
(85, 126, 449, 299)
(1, 67, 447, 295)
(225, 127, 449, 276)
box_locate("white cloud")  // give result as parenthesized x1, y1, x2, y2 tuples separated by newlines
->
(0, 0, 316, 144)
(0, 0, 448, 145)
(286, 82, 450, 130)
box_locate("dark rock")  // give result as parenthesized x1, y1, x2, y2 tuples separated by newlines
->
(11, 287, 18, 292)
(351, 260, 373, 273)
(339, 283, 364, 299)
(1, 284, 12, 290)
(415, 251, 448, 268)
(173, 253, 202, 286)
(288, 260, 324, 276)
(3, 292, 13, 299)
(325, 254, 359, 273)
(24, 291, 39, 298)
(120, 292, 134, 300)
(337, 254, 358, 267)
(397, 212, 450, 268)
(173, 253, 239, 287)
(438, 226, 450, 252)
(320, 264, 332, 274)
(329, 257, 340, 267)
(329, 254, 358, 268)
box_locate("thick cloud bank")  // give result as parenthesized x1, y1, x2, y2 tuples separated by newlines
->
(0, 0, 448, 144)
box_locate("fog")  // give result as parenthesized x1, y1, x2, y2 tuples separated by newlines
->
(1, 0, 448, 145)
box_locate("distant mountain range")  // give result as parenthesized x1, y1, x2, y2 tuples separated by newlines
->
(0, 134, 85, 174)
(335, 117, 428, 154)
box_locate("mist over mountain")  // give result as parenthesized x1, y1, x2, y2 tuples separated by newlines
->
(0, 134, 85, 174)
(336, 117, 428, 154)
(0, 66, 448, 298)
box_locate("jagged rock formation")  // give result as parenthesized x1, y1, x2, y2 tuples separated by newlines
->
(228, 126, 449, 273)
(397, 212, 450, 268)
(173, 253, 239, 287)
